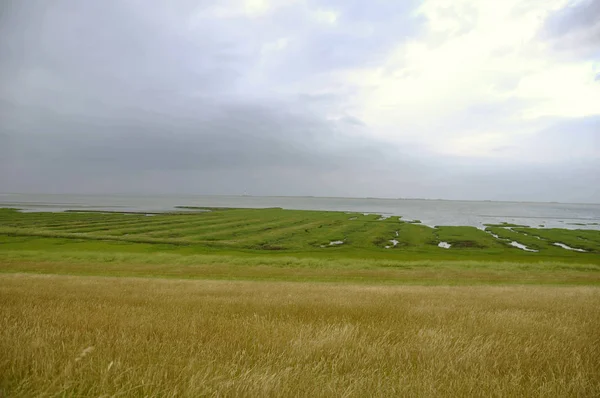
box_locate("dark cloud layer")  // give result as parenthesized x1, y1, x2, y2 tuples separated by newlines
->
(1, 0, 599, 202)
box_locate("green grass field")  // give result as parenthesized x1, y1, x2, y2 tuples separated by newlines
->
(1, 207, 599, 396)
(1, 207, 599, 284)
(1, 207, 599, 259)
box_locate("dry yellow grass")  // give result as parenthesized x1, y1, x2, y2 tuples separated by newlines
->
(1, 274, 599, 397)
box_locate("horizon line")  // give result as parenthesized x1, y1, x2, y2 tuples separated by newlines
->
(1, 192, 599, 206)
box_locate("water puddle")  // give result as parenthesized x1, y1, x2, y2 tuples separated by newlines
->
(485, 229, 539, 252)
(438, 242, 451, 249)
(377, 215, 391, 220)
(385, 239, 399, 249)
(554, 243, 586, 252)
(348, 217, 357, 220)
(509, 241, 538, 252)
(319, 240, 345, 247)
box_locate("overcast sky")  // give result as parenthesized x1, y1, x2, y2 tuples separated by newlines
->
(1, 0, 599, 202)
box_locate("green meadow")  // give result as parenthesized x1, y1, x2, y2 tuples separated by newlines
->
(1, 207, 599, 284)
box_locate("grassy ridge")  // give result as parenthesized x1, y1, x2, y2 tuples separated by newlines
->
(515, 227, 600, 252)
(2, 208, 599, 259)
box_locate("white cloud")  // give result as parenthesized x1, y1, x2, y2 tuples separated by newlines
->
(244, 0, 271, 16)
(442, 132, 515, 158)
(517, 61, 600, 119)
(311, 8, 339, 25)
(340, 0, 600, 157)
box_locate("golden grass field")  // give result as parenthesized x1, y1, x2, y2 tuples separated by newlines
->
(1, 273, 599, 397)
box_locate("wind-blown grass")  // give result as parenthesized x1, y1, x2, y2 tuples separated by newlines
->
(1, 274, 599, 397)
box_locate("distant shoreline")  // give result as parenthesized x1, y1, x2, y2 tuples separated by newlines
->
(1, 192, 598, 206)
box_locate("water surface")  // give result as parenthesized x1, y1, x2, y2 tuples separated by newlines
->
(1, 193, 599, 230)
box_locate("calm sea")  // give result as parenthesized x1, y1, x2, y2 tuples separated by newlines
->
(1, 193, 599, 230)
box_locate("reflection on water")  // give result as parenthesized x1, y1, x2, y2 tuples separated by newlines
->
(553, 243, 586, 252)
(509, 241, 538, 252)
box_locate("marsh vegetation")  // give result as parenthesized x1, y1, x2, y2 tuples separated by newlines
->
(1, 208, 598, 258)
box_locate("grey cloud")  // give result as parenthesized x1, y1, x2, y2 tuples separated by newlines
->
(237, 0, 422, 87)
(339, 116, 366, 126)
(524, 116, 600, 161)
(540, 0, 600, 59)
(1, 91, 405, 190)
(543, 0, 600, 36)
(0, 1, 250, 113)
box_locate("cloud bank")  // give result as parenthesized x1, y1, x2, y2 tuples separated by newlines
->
(1, 0, 598, 202)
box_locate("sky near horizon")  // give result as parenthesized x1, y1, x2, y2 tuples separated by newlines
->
(1, 0, 599, 202)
